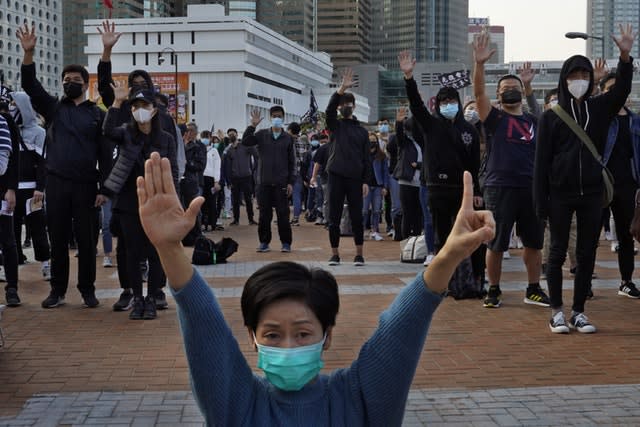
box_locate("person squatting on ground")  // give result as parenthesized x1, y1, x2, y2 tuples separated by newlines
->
(325, 68, 372, 266)
(473, 30, 550, 310)
(136, 151, 495, 426)
(534, 24, 636, 334)
(103, 85, 178, 320)
(19, 24, 112, 309)
(243, 106, 295, 253)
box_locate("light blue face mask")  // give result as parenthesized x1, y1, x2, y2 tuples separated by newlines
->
(271, 117, 284, 129)
(201, 138, 210, 145)
(440, 103, 459, 120)
(255, 335, 326, 391)
(310, 140, 320, 147)
(378, 123, 390, 133)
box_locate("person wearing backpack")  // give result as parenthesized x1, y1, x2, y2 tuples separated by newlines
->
(534, 24, 636, 334)
(19, 24, 113, 309)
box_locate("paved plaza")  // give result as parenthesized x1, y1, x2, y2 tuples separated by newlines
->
(1, 218, 640, 426)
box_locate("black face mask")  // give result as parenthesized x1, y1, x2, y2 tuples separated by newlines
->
(229, 135, 237, 142)
(130, 82, 149, 93)
(500, 89, 522, 105)
(157, 104, 167, 113)
(339, 106, 353, 118)
(63, 82, 84, 99)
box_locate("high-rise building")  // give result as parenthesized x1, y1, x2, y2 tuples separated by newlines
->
(587, 0, 640, 59)
(0, 0, 63, 95)
(371, 0, 469, 69)
(175, 1, 256, 18)
(257, 0, 315, 51)
(468, 18, 504, 65)
(63, 0, 174, 67)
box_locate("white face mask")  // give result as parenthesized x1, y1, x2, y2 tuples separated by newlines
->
(132, 107, 154, 124)
(567, 79, 590, 100)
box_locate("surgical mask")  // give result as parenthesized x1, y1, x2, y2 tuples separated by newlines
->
(378, 124, 389, 133)
(464, 109, 480, 124)
(271, 117, 284, 129)
(255, 335, 326, 391)
(440, 103, 459, 120)
(213, 142, 220, 149)
(201, 138, 210, 145)
(500, 89, 522, 105)
(310, 140, 320, 147)
(548, 99, 559, 107)
(63, 82, 84, 99)
(339, 106, 353, 118)
(567, 79, 589, 99)
(132, 107, 154, 124)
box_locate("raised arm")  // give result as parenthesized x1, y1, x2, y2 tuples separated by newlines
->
(97, 20, 122, 108)
(597, 24, 636, 119)
(518, 62, 541, 116)
(398, 50, 435, 132)
(326, 68, 354, 131)
(241, 110, 262, 147)
(472, 31, 496, 122)
(102, 82, 129, 141)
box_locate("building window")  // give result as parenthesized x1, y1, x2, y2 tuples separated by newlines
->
(191, 31, 195, 44)
(145, 52, 149, 66)
(132, 32, 136, 45)
(191, 82, 195, 97)
(170, 32, 174, 44)
(132, 53, 136, 66)
(191, 51, 195, 65)
(192, 100, 195, 115)
(157, 32, 161, 44)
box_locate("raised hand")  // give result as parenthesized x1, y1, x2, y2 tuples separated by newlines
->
(518, 62, 535, 87)
(110, 81, 129, 103)
(398, 50, 416, 78)
(612, 23, 637, 58)
(472, 31, 496, 65)
(97, 20, 122, 49)
(593, 58, 608, 86)
(137, 152, 203, 249)
(339, 68, 354, 93)
(250, 109, 262, 127)
(16, 23, 36, 52)
(396, 106, 408, 123)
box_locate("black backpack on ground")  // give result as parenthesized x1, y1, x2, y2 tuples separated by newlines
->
(191, 236, 239, 265)
(448, 257, 484, 300)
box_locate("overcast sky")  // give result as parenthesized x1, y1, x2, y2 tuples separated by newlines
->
(468, 0, 588, 61)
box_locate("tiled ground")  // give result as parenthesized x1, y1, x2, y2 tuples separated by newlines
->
(1, 216, 640, 425)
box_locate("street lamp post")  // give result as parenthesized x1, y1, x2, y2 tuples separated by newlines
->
(565, 32, 605, 59)
(159, 47, 178, 121)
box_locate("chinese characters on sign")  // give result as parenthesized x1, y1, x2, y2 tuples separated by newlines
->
(437, 70, 471, 89)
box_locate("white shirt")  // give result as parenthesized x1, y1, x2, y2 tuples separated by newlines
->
(204, 145, 221, 181)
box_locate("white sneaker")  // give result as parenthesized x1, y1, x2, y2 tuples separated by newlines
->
(371, 232, 383, 241)
(103, 256, 113, 268)
(503, 250, 511, 259)
(605, 231, 613, 241)
(423, 254, 435, 266)
(549, 311, 570, 334)
(611, 242, 619, 253)
(516, 237, 523, 249)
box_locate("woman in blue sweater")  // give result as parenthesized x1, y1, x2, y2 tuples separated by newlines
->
(136, 152, 495, 426)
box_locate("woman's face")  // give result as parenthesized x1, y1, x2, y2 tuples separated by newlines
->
(250, 298, 331, 350)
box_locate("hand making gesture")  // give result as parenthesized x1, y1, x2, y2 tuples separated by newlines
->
(98, 20, 122, 50)
(397, 50, 416, 79)
(472, 30, 496, 65)
(250, 109, 263, 127)
(338, 68, 354, 94)
(612, 23, 637, 62)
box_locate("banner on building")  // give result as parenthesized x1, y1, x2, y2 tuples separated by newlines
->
(88, 72, 190, 124)
(437, 70, 471, 90)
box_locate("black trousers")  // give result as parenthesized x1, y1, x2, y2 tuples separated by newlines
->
(14, 188, 50, 262)
(201, 176, 216, 228)
(257, 184, 291, 245)
(180, 179, 202, 244)
(0, 213, 18, 291)
(428, 186, 462, 252)
(46, 175, 97, 297)
(399, 184, 423, 239)
(119, 212, 165, 297)
(609, 186, 637, 281)
(109, 212, 129, 290)
(231, 176, 255, 223)
(547, 192, 601, 313)
(327, 173, 364, 248)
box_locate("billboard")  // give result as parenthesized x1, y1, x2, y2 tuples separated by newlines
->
(88, 72, 190, 124)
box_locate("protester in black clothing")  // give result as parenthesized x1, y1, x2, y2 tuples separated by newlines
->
(103, 86, 178, 320)
(310, 133, 330, 225)
(534, 24, 635, 334)
(19, 24, 111, 309)
(181, 122, 207, 246)
(325, 68, 372, 266)
(224, 132, 257, 225)
(243, 106, 295, 253)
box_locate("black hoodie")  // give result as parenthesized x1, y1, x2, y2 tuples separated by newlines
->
(404, 77, 480, 193)
(533, 55, 633, 218)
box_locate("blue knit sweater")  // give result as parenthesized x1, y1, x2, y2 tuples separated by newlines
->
(172, 270, 443, 426)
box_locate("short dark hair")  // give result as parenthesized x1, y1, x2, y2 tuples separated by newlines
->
(497, 74, 524, 90)
(339, 93, 355, 105)
(154, 93, 169, 107)
(61, 65, 89, 83)
(200, 130, 211, 138)
(599, 72, 617, 91)
(544, 88, 559, 105)
(377, 117, 389, 124)
(269, 105, 285, 116)
(227, 128, 238, 134)
(287, 122, 301, 135)
(319, 133, 329, 141)
(241, 261, 340, 334)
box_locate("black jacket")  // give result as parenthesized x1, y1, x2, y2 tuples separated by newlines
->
(242, 126, 295, 186)
(405, 77, 480, 192)
(325, 92, 373, 183)
(223, 142, 257, 181)
(534, 55, 633, 218)
(184, 141, 207, 188)
(0, 113, 20, 195)
(21, 63, 112, 189)
(394, 119, 422, 182)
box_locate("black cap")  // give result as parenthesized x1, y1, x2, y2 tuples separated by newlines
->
(128, 89, 156, 106)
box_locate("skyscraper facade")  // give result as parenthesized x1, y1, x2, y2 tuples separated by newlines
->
(257, 0, 315, 51)
(587, 0, 640, 59)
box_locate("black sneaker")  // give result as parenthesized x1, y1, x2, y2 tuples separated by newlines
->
(353, 255, 365, 266)
(328, 255, 340, 266)
(82, 293, 100, 308)
(5, 288, 21, 307)
(587, 289, 594, 300)
(155, 290, 169, 310)
(524, 285, 550, 307)
(41, 292, 65, 309)
(143, 295, 157, 320)
(618, 282, 640, 298)
(291, 218, 300, 226)
(569, 312, 596, 333)
(248, 220, 257, 225)
(129, 296, 145, 320)
(229, 220, 239, 226)
(483, 285, 502, 308)
(113, 290, 134, 311)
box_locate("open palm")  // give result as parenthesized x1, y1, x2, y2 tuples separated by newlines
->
(612, 24, 637, 55)
(137, 153, 203, 247)
(473, 32, 495, 64)
(16, 24, 36, 51)
(98, 20, 122, 48)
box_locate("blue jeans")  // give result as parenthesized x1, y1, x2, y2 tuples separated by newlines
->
(362, 186, 383, 233)
(388, 177, 402, 218)
(101, 199, 113, 254)
(419, 185, 435, 253)
(292, 176, 304, 218)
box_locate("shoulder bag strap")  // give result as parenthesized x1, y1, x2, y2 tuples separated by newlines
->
(551, 104, 602, 164)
